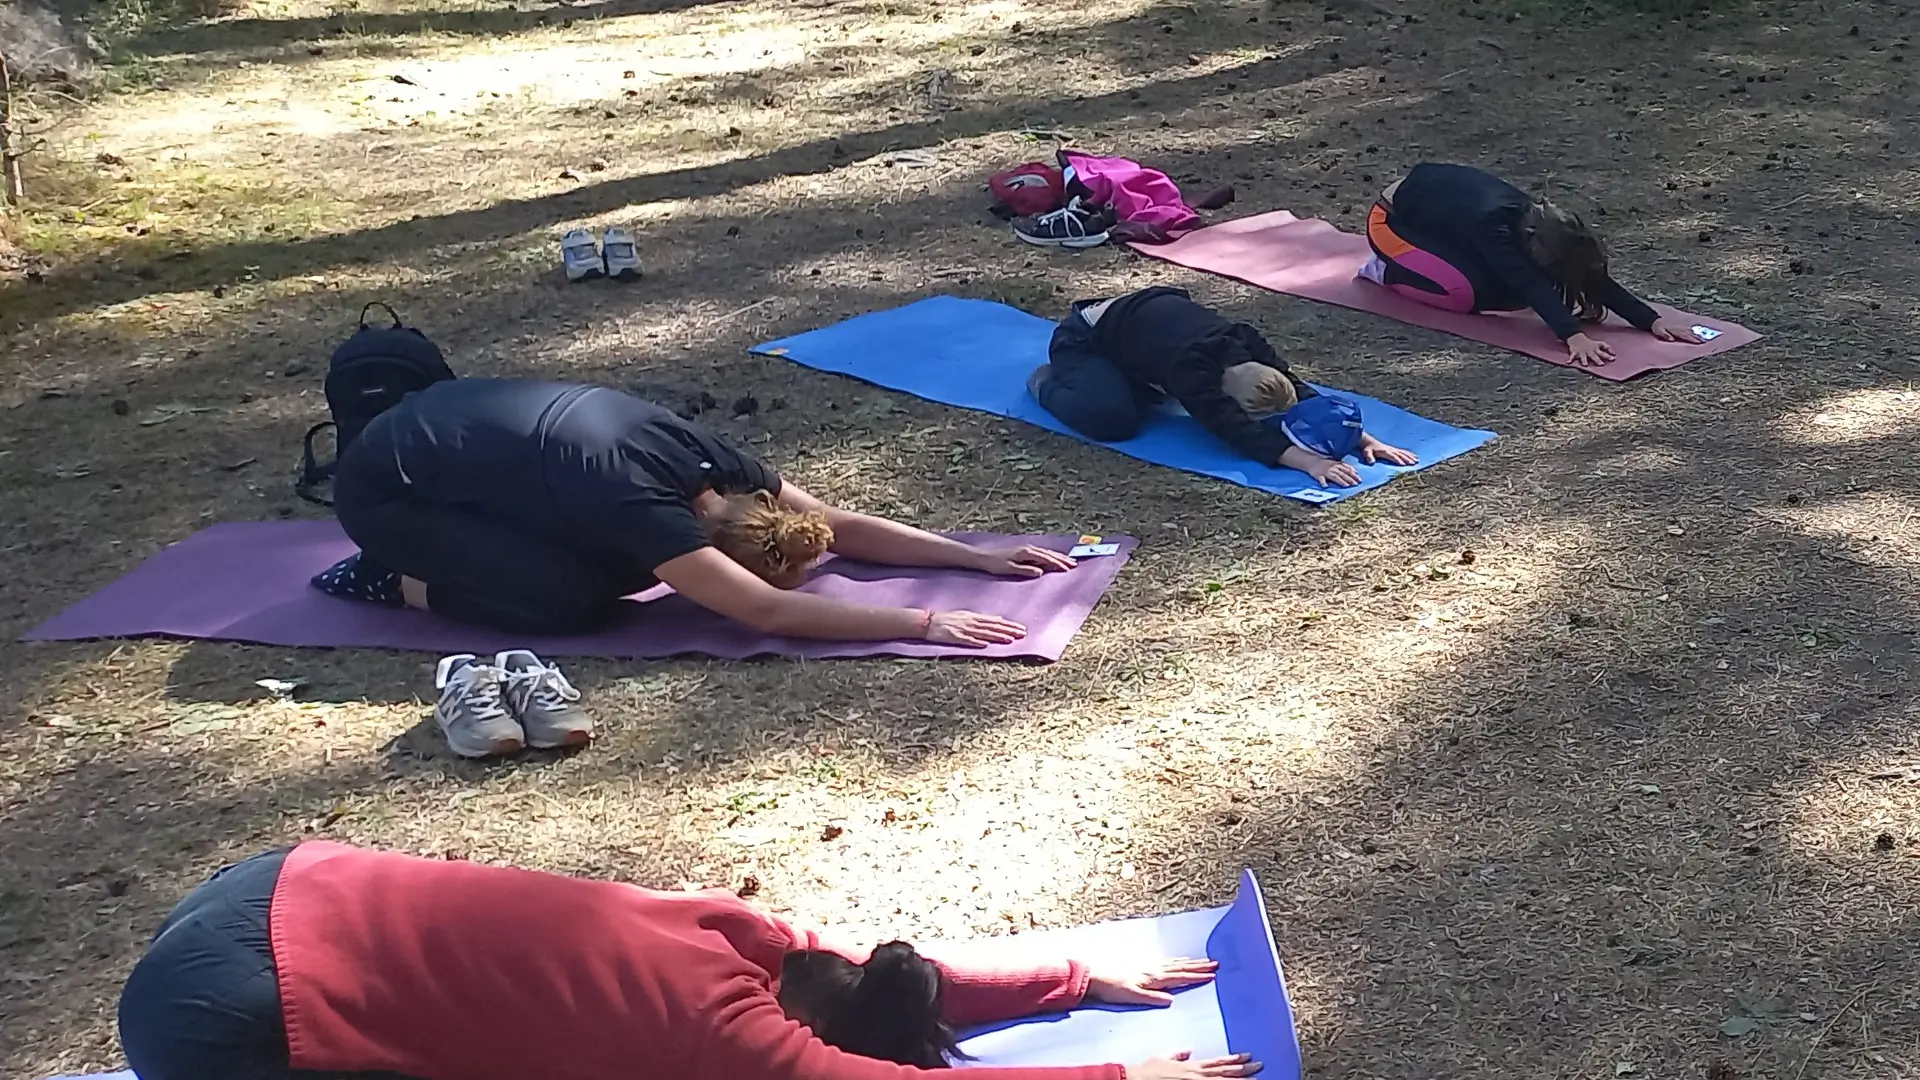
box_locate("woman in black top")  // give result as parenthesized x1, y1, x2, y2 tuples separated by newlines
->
(313, 379, 1072, 644)
(1361, 163, 1706, 366)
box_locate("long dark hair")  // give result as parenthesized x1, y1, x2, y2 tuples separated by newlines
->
(1521, 200, 1610, 323)
(778, 942, 964, 1068)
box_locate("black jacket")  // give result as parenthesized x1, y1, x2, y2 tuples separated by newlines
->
(1073, 286, 1311, 466)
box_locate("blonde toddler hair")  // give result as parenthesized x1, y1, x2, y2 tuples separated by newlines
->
(1221, 362, 1299, 418)
(705, 490, 834, 589)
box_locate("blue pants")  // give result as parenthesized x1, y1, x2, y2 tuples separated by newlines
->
(117, 849, 411, 1080)
(1029, 307, 1164, 443)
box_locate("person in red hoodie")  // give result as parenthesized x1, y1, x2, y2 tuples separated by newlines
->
(118, 842, 1262, 1080)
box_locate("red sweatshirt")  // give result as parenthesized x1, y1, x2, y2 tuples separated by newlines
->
(269, 842, 1126, 1080)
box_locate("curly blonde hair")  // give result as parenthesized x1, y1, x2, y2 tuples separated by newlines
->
(705, 490, 834, 589)
(1221, 362, 1300, 418)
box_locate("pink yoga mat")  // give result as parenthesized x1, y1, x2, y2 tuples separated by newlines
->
(21, 522, 1134, 662)
(1135, 210, 1761, 381)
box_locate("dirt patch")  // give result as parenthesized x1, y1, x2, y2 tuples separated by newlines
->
(4, 0, 1920, 1078)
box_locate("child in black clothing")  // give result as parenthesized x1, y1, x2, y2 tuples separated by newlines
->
(1361, 163, 1706, 367)
(1027, 286, 1415, 487)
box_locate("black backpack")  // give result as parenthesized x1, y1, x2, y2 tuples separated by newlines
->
(296, 303, 456, 505)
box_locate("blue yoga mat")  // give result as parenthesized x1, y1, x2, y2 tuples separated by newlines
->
(47, 871, 1299, 1080)
(754, 296, 1494, 503)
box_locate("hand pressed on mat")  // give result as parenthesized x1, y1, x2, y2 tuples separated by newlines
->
(967, 543, 1077, 578)
(923, 610, 1027, 647)
(1565, 331, 1616, 367)
(1086, 957, 1221, 1006)
(1649, 315, 1707, 343)
(1129, 1051, 1263, 1079)
(1358, 433, 1418, 467)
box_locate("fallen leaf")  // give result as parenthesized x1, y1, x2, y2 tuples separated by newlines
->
(138, 403, 213, 427)
(255, 677, 309, 699)
(736, 874, 762, 898)
(1615, 1063, 1640, 1076)
(1666, 524, 1686, 536)
(821, 823, 845, 841)
(1719, 1015, 1763, 1038)
(1636, 783, 1662, 795)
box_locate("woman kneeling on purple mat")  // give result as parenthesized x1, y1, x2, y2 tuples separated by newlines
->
(312, 378, 1072, 645)
(118, 842, 1261, 1080)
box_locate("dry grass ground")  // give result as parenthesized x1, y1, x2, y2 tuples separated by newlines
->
(3, 0, 1919, 1077)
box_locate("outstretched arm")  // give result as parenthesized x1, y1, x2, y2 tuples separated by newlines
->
(705, 988, 1124, 1080)
(776, 481, 1074, 579)
(656, 548, 928, 640)
(1599, 277, 1705, 342)
(654, 548, 1025, 646)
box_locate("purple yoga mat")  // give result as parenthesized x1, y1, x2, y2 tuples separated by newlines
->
(22, 522, 1135, 662)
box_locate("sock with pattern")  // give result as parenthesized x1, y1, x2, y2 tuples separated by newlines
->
(310, 551, 404, 606)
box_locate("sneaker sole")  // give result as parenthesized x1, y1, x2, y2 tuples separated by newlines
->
(565, 264, 606, 282)
(607, 266, 642, 281)
(437, 714, 526, 758)
(526, 728, 594, 750)
(444, 732, 525, 758)
(1014, 230, 1109, 250)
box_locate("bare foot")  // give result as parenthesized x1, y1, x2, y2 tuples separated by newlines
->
(400, 576, 430, 610)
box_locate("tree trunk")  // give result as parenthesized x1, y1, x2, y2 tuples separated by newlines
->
(0, 55, 21, 205)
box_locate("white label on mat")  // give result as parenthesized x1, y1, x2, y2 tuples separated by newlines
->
(1069, 543, 1121, 558)
(1286, 488, 1341, 504)
(1691, 325, 1723, 340)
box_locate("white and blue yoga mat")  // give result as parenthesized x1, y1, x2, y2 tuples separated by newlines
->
(45, 871, 1300, 1080)
(754, 296, 1495, 504)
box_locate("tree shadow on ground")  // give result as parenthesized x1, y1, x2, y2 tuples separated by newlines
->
(123, 0, 735, 62)
(1, 6, 1364, 329)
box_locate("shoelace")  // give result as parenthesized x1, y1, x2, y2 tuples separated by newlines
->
(506, 663, 580, 713)
(451, 666, 513, 722)
(1032, 198, 1092, 236)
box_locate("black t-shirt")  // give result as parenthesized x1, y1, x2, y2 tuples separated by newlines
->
(347, 379, 781, 577)
(1391, 163, 1660, 340)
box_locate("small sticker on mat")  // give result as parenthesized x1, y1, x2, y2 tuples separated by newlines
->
(1285, 488, 1341, 505)
(1069, 542, 1121, 558)
(1690, 326, 1723, 341)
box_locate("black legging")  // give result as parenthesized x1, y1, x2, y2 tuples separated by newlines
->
(117, 850, 416, 1080)
(333, 441, 649, 636)
(1029, 307, 1166, 443)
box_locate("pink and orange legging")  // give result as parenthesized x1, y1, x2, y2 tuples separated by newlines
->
(1365, 203, 1495, 314)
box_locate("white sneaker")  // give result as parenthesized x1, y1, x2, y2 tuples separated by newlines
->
(562, 228, 604, 282)
(601, 227, 641, 281)
(433, 654, 524, 758)
(1357, 254, 1388, 285)
(496, 649, 593, 750)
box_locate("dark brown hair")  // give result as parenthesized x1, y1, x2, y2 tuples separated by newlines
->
(1521, 200, 1610, 323)
(704, 490, 833, 589)
(778, 942, 963, 1068)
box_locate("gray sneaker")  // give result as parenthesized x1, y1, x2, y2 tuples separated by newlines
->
(433, 654, 524, 758)
(496, 650, 593, 749)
